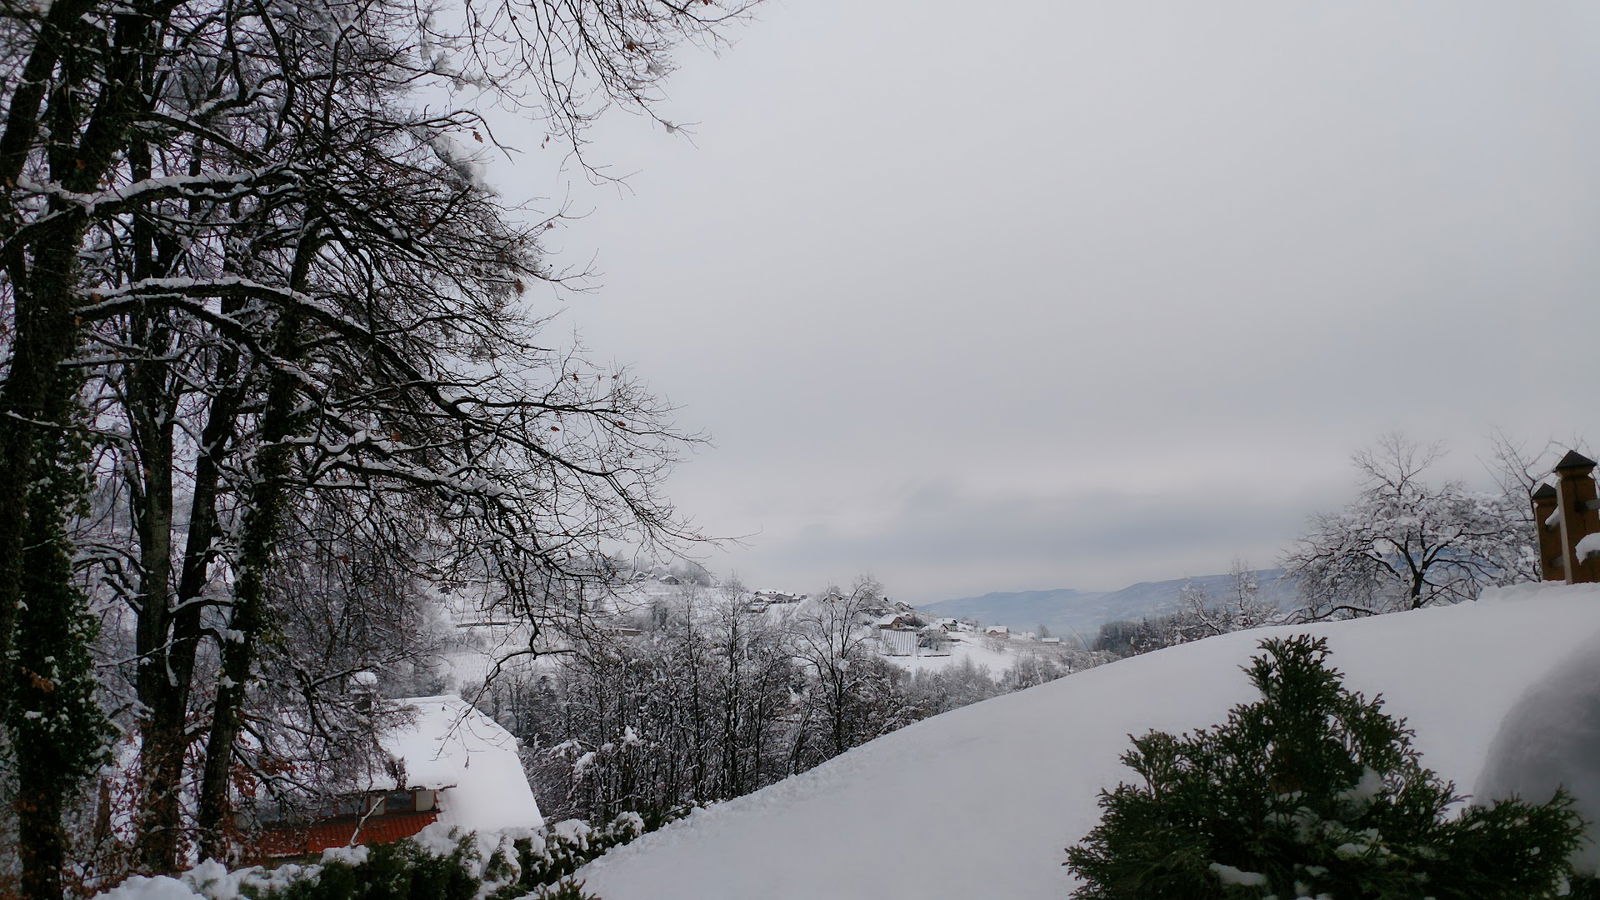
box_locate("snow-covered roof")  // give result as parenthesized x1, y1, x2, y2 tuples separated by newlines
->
(380, 696, 543, 834)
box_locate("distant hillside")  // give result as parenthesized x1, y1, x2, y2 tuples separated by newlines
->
(919, 569, 1300, 641)
(914, 588, 1103, 638)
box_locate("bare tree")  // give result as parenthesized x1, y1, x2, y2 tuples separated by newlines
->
(1285, 434, 1529, 620)
(2, 0, 758, 886)
(1482, 429, 1590, 584)
(788, 575, 897, 765)
(1184, 559, 1281, 636)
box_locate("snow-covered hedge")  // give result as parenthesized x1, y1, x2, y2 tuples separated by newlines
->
(95, 808, 692, 900)
(514, 808, 690, 888)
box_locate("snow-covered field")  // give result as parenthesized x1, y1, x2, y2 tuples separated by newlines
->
(882, 629, 1025, 674)
(578, 583, 1600, 899)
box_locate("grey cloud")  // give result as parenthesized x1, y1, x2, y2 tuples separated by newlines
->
(711, 480, 1334, 603)
(483, 0, 1600, 601)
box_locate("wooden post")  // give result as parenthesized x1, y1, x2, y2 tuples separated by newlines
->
(1532, 483, 1564, 581)
(1553, 450, 1600, 584)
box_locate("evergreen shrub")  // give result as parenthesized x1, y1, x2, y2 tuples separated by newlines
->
(1066, 635, 1585, 899)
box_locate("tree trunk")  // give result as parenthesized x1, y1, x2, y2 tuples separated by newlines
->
(124, 159, 183, 866)
(194, 233, 317, 860)
(134, 371, 243, 870)
(15, 781, 66, 900)
(3, 7, 162, 893)
(193, 338, 298, 860)
(0, 0, 100, 671)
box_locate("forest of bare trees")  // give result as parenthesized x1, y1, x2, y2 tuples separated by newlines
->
(0, 0, 753, 895)
(479, 577, 1087, 825)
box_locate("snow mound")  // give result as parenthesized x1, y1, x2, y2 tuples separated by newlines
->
(579, 583, 1600, 899)
(1477, 624, 1600, 875)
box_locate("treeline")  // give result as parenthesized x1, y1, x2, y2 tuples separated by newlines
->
(474, 579, 1099, 823)
(1094, 433, 1562, 661)
(1093, 563, 1283, 658)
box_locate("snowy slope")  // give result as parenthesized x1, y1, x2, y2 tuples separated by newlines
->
(579, 583, 1600, 900)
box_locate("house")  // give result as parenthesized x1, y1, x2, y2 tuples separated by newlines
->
(876, 613, 912, 630)
(984, 625, 1010, 638)
(256, 695, 543, 858)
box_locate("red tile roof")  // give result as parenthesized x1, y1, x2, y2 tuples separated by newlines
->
(257, 810, 439, 859)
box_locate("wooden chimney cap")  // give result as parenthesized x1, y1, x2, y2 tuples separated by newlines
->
(1554, 450, 1597, 473)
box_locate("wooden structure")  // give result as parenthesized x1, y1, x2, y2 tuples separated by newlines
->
(257, 792, 440, 859)
(1534, 450, 1600, 584)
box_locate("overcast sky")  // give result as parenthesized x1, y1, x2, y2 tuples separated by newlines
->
(478, 0, 1600, 603)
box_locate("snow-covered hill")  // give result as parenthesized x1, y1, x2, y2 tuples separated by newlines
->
(919, 568, 1299, 638)
(578, 583, 1600, 899)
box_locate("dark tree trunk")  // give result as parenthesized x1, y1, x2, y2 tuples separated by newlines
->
(124, 131, 185, 871)
(15, 781, 66, 900)
(134, 368, 244, 871)
(194, 232, 317, 860)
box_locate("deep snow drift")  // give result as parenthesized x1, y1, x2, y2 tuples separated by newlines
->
(579, 583, 1600, 899)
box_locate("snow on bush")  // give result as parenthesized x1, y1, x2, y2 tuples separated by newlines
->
(90, 809, 685, 900)
(1066, 635, 1583, 899)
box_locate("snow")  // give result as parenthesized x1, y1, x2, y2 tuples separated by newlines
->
(96, 878, 206, 900)
(1209, 862, 1269, 886)
(383, 695, 544, 834)
(1476, 622, 1600, 874)
(887, 629, 1017, 674)
(579, 583, 1600, 900)
(93, 824, 519, 900)
(94, 859, 317, 900)
(1577, 532, 1600, 560)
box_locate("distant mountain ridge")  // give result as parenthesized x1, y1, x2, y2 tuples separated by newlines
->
(918, 569, 1300, 641)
